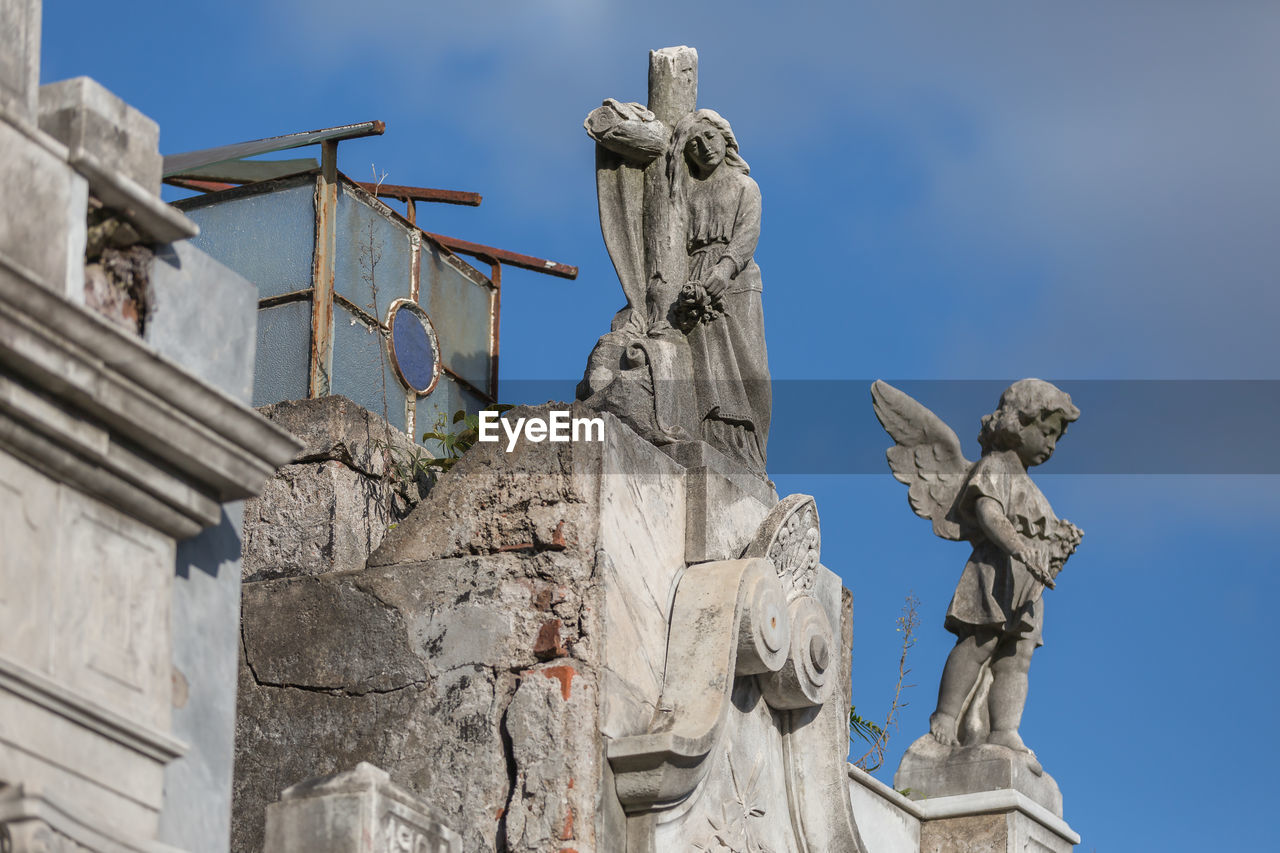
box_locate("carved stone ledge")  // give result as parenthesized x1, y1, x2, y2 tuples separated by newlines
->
(0, 657, 184, 766)
(0, 783, 183, 853)
(0, 258, 301, 538)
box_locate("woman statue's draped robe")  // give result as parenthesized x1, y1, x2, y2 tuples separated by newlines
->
(681, 164, 771, 473)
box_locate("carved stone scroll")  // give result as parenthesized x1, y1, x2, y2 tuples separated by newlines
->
(608, 557, 789, 813)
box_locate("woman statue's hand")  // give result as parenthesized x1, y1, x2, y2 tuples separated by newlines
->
(703, 259, 735, 299)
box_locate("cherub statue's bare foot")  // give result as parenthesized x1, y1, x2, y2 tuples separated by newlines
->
(988, 729, 1043, 775)
(929, 711, 959, 746)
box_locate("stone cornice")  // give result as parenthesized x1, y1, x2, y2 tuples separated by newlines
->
(0, 656, 185, 765)
(0, 256, 302, 538)
(0, 781, 184, 853)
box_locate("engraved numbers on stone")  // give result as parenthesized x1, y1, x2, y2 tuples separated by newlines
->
(381, 812, 449, 853)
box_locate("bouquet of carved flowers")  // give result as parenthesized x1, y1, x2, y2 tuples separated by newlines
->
(1045, 518, 1083, 579)
(673, 281, 723, 333)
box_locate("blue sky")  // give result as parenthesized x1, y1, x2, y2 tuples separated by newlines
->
(42, 2, 1280, 849)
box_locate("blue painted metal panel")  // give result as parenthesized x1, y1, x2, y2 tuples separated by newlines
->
(183, 178, 317, 298)
(333, 185, 412, 319)
(253, 299, 312, 406)
(330, 303, 407, 432)
(421, 242, 492, 392)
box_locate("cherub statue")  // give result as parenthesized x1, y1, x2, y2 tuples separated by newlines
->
(871, 379, 1082, 774)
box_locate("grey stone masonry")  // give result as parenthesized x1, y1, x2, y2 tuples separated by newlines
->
(39, 77, 162, 194)
(241, 396, 430, 582)
(234, 400, 870, 853)
(0, 111, 87, 303)
(0, 0, 40, 122)
(1, 8, 302, 848)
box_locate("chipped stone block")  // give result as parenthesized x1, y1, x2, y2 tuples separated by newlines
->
(38, 76, 161, 194)
(0, 0, 40, 122)
(0, 119, 87, 300)
(258, 396, 425, 481)
(241, 575, 426, 694)
(264, 763, 461, 853)
(241, 460, 391, 581)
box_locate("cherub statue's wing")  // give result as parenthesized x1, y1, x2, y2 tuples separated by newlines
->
(870, 380, 972, 541)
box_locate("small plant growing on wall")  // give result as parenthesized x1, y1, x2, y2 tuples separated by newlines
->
(850, 593, 920, 771)
(421, 406, 515, 472)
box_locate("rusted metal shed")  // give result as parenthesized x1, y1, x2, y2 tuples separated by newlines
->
(165, 121, 575, 439)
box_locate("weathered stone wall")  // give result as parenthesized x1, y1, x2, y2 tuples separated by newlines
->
(240, 397, 428, 583)
(234, 400, 648, 852)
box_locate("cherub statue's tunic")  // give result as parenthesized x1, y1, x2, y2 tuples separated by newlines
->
(949, 450, 1058, 646)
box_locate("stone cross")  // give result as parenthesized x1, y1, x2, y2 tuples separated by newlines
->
(643, 46, 698, 321)
(579, 47, 774, 475)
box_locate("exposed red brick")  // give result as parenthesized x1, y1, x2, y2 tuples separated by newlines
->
(560, 807, 575, 840)
(540, 665, 576, 700)
(550, 519, 568, 549)
(534, 619, 567, 660)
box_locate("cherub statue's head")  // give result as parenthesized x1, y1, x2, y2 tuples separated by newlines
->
(667, 109, 750, 196)
(977, 379, 1080, 467)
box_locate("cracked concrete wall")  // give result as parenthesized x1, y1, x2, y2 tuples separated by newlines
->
(234, 401, 682, 853)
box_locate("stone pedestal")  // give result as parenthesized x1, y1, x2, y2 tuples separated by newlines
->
(895, 733, 1063, 816)
(662, 439, 776, 563)
(264, 763, 461, 853)
(847, 762, 1079, 853)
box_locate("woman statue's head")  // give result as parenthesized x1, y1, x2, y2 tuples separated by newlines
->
(668, 109, 750, 197)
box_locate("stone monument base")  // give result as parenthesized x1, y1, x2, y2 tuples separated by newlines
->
(894, 733, 1063, 817)
(848, 764, 1080, 853)
(916, 791, 1079, 853)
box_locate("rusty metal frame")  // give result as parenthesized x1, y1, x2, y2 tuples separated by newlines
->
(360, 182, 481, 207)
(419, 231, 577, 279)
(487, 260, 501, 400)
(309, 142, 339, 397)
(385, 298, 443, 398)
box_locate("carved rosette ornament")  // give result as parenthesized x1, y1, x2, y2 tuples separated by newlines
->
(745, 494, 821, 595)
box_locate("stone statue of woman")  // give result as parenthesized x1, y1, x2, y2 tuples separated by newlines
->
(578, 97, 771, 476)
(667, 109, 770, 473)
